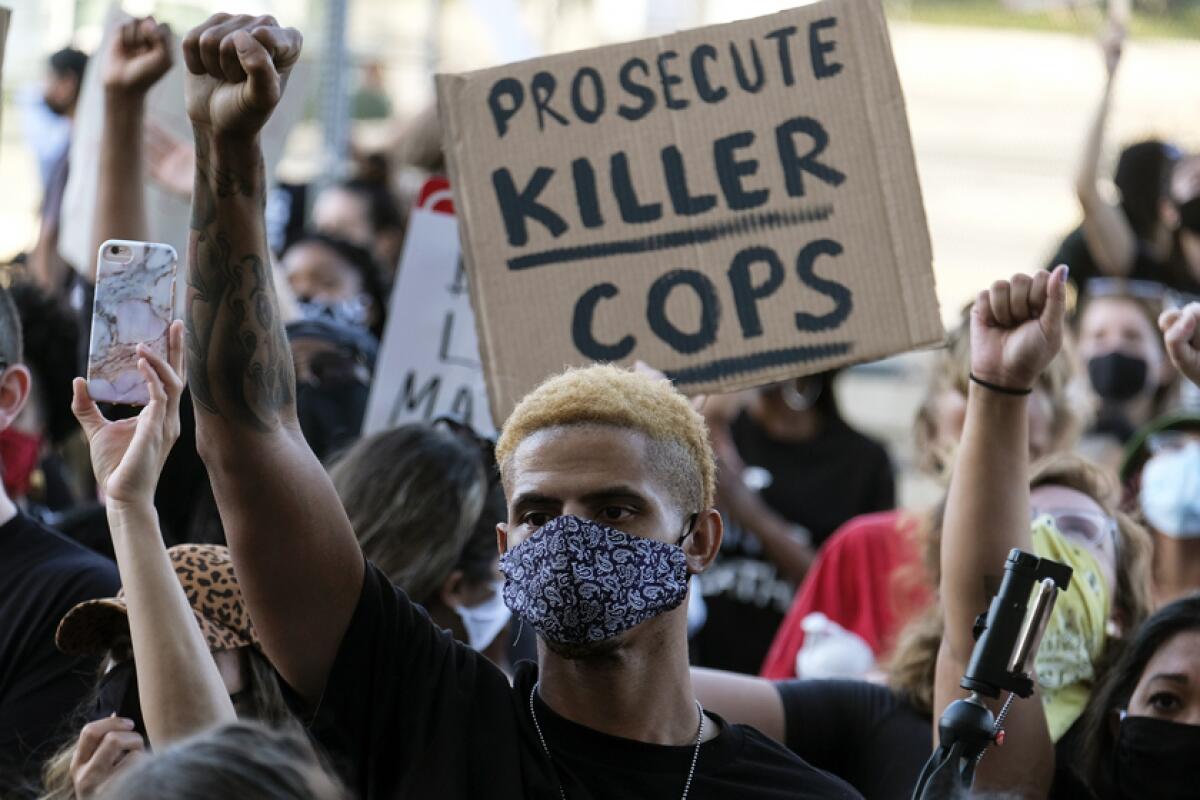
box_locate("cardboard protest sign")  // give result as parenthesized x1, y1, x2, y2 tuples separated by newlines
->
(59, 6, 305, 306)
(364, 177, 496, 437)
(438, 0, 942, 422)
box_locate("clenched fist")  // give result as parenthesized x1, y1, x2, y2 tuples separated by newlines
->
(1159, 303, 1200, 389)
(182, 14, 301, 138)
(103, 17, 174, 96)
(970, 265, 1069, 393)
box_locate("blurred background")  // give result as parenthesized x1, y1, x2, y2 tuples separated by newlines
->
(0, 0, 1197, 505)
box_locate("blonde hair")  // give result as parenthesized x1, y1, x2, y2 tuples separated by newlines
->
(496, 365, 716, 511)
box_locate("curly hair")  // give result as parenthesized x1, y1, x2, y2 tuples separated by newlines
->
(496, 365, 715, 513)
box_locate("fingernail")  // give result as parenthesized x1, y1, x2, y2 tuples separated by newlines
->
(119, 717, 135, 729)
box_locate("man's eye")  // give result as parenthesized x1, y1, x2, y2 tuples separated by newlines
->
(522, 512, 552, 528)
(597, 506, 632, 522)
(1148, 692, 1182, 714)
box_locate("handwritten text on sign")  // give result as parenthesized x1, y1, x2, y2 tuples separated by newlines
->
(363, 179, 496, 437)
(439, 0, 942, 421)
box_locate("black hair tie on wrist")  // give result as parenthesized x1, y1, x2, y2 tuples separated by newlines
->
(969, 373, 1033, 397)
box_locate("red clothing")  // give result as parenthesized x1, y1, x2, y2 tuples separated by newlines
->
(760, 510, 932, 679)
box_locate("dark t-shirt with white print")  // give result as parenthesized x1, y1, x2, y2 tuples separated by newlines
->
(302, 559, 862, 799)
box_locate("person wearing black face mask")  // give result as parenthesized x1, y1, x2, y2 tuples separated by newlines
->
(1075, 290, 1172, 470)
(281, 233, 388, 340)
(1077, 594, 1200, 800)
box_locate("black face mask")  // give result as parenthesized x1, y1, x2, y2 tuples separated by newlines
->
(1087, 351, 1149, 403)
(89, 661, 145, 736)
(1113, 715, 1200, 800)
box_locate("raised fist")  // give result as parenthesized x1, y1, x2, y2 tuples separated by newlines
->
(970, 265, 1068, 393)
(182, 14, 301, 138)
(103, 17, 173, 95)
(1159, 303, 1200, 389)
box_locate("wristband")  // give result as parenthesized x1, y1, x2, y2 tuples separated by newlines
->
(969, 373, 1032, 397)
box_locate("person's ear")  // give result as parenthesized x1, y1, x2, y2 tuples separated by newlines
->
(0, 365, 32, 432)
(496, 521, 509, 555)
(439, 569, 467, 610)
(682, 508, 722, 574)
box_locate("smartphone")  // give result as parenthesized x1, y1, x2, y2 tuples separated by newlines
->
(86, 240, 178, 406)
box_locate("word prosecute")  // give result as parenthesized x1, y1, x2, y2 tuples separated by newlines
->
(487, 17, 843, 136)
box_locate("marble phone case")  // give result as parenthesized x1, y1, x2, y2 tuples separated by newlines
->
(86, 240, 178, 406)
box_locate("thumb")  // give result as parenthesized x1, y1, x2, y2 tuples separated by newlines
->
(71, 379, 106, 441)
(1164, 307, 1199, 363)
(232, 30, 279, 111)
(1042, 264, 1069, 336)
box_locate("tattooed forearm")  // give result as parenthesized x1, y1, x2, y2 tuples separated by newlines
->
(187, 133, 295, 432)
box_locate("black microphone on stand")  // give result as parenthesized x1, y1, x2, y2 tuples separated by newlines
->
(910, 548, 1073, 800)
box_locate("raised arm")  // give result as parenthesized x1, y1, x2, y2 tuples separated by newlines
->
(1074, 23, 1136, 278)
(88, 17, 174, 282)
(934, 266, 1068, 796)
(182, 14, 363, 702)
(72, 322, 235, 746)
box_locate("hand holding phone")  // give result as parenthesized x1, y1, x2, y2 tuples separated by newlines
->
(87, 240, 178, 406)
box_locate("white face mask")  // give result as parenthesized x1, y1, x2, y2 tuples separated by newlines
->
(1140, 443, 1200, 539)
(455, 580, 511, 651)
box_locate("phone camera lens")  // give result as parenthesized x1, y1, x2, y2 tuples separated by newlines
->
(110, 246, 120, 255)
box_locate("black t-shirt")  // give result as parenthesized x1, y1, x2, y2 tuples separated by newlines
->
(0, 512, 119, 790)
(776, 680, 929, 800)
(728, 412, 894, 548)
(304, 560, 862, 799)
(1047, 225, 1200, 296)
(691, 412, 893, 674)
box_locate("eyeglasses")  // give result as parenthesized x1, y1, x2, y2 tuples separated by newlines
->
(1146, 430, 1200, 455)
(1084, 277, 1168, 304)
(1031, 506, 1118, 551)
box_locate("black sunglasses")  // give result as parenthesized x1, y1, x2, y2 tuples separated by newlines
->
(433, 415, 499, 485)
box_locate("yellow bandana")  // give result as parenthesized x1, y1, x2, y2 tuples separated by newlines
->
(1031, 516, 1111, 742)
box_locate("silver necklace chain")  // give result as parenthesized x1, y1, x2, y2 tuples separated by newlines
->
(528, 681, 705, 800)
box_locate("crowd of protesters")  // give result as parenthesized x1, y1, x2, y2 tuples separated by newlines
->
(0, 10, 1197, 800)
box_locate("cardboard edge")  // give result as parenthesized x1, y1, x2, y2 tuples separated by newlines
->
(848, 0, 944, 345)
(436, 72, 512, 425)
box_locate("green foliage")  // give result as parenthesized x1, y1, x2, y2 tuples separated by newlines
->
(893, 0, 1200, 39)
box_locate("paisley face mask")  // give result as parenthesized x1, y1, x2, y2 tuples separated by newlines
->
(499, 515, 692, 646)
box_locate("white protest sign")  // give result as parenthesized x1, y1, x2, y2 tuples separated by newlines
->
(364, 177, 496, 437)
